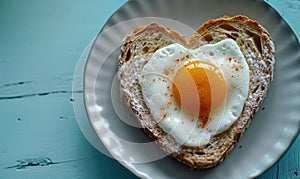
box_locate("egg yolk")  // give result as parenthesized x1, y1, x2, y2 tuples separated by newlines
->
(172, 60, 227, 127)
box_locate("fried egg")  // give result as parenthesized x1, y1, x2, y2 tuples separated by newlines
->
(139, 39, 250, 147)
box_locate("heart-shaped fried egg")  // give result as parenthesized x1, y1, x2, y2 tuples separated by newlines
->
(139, 39, 250, 146)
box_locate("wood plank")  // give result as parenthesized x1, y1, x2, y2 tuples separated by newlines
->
(0, 94, 135, 178)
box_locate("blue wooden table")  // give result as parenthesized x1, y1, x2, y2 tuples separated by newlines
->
(1, 0, 299, 178)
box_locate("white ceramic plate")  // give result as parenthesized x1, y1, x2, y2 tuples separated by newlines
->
(84, 0, 300, 178)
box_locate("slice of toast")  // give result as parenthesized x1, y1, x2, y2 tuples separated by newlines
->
(118, 15, 275, 169)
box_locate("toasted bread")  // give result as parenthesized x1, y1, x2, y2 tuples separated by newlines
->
(118, 15, 275, 169)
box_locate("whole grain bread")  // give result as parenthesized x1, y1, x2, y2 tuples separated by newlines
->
(118, 15, 275, 169)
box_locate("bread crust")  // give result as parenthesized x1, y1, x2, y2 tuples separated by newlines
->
(119, 23, 188, 67)
(118, 16, 275, 169)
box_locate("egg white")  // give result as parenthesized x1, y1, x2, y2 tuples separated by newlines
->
(139, 39, 250, 147)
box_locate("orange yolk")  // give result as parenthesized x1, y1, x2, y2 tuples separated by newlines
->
(172, 61, 227, 127)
